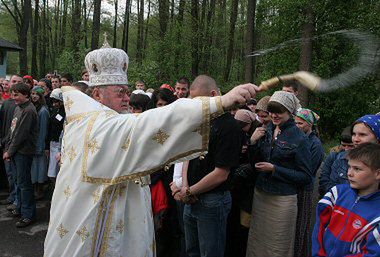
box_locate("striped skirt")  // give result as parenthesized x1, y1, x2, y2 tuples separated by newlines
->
(246, 188, 297, 257)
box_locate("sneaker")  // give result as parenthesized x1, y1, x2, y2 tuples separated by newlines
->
(6, 204, 17, 212)
(8, 209, 21, 218)
(0, 199, 12, 205)
(16, 218, 34, 228)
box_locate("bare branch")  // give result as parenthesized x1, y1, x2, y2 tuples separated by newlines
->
(11, 0, 23, 21)
(1, 0, 21, 28)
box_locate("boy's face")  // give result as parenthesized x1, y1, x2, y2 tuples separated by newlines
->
(348, 159, 380, 196)
(12, 91, 29, 105)
(135, 83, 145, 91)
(175, 83, 189, 98)
(51, 78, 60, 89)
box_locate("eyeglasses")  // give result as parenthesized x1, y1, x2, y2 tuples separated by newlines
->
(114, 87, 128, 97)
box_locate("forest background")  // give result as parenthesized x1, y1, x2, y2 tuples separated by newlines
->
(0, 0, 379, 141)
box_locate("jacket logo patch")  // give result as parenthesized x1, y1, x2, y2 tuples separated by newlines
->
(352, 219, 362, 229)
(334, 210, 345, 215)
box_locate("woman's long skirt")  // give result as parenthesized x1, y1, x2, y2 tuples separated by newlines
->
(246, 188, 297, 257)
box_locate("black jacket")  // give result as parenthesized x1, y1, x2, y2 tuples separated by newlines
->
(0, 99, 16, 148)
(5, 100, 38, 156)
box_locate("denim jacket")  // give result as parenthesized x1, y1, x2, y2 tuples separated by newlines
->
(35, 105, 50, 154)
(305, 131, 325, 191)
(249, 119, 312, 195)
(318, 151, 349, 196)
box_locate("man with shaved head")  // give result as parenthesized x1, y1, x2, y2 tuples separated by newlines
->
(178, 75, 241, 257)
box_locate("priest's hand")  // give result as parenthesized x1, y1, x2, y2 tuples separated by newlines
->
(221, 83, 259, 110)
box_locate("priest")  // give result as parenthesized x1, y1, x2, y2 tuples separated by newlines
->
(44, 40, 258, 257)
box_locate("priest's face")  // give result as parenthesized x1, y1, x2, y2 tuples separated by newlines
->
(95, 85, 130, 113)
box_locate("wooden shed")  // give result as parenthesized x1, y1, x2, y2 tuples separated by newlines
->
(0, 38, 23, 77)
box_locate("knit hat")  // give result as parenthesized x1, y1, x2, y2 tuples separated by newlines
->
(234, 109, 256, 124)
(32, 86, 45, 97)
(255, 96, 271, 113)
(296, 108, 320, 125)
(353, 114, 380, 141)
(160, 84, 174, 93)
(269, 91, 301, 114)
(23, 75, 33, 83)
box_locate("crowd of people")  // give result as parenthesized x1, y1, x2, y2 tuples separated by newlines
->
(0, 58, 379, 257)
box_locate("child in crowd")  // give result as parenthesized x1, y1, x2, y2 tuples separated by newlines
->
(312, 143, 380, 257)
(319, 114, 380, 196)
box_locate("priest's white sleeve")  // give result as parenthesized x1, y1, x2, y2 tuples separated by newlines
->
(60, 87, 224, 185)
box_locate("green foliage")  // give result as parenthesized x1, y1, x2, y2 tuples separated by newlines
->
(57, 46, 90, 80)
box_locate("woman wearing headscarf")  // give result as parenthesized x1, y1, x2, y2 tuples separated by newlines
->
(254, 95, 271, 128)
(294, 108, 325, 257)
(246, 91, 312, 257)
(30, 86, 50, 199)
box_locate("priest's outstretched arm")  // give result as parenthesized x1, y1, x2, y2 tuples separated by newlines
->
(60, 84, 256, 185)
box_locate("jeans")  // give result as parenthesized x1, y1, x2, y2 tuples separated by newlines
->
(184, 191, 232, 257)
(12, 153, 36, 219)
(4, 159, 17, 203)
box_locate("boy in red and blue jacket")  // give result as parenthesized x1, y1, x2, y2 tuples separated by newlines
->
(312, 143, 380, 257)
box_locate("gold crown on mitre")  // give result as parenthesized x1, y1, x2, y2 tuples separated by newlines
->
(84, 33, 129, 87)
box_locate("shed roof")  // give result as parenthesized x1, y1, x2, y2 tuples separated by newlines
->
(0, 38, 23, 51)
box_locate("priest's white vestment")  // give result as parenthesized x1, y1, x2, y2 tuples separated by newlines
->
(44, 86, 224, 257)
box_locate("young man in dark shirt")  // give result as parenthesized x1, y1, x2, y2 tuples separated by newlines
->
(179, 75, 241, 257)
(3, 83, 38, 228)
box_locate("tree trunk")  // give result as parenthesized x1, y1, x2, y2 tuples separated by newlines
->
(173, 0, 186, 74)
(190, 0, 199, 77)
(244, 0, 256, 82)
(83, 0, 88, 49)
(72, 0, 81, 53)
(203, 0, 215, 73)
(60, 0, 68, 50)
(122, 0, 131, 52)
(158, 0, 169, 38)
(198, 0, 207, 72)
(136, 0, 144, 63)
(91, 0, 101, 50)
(53, 0, 60, 68)
(18, 0, 32, 74)
(170, 0, 175, 23)
(113, 0, 118, 48)
(298, 1, 315, 106)
(224, 0, 238, 82)
(31, 0, 39, 77)
(39, 0, 47, 76)
(143, 0, 151, 57)
(46, 0, 53, 72)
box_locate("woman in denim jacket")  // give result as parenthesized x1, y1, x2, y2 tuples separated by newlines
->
(246, 91, 312, 257)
